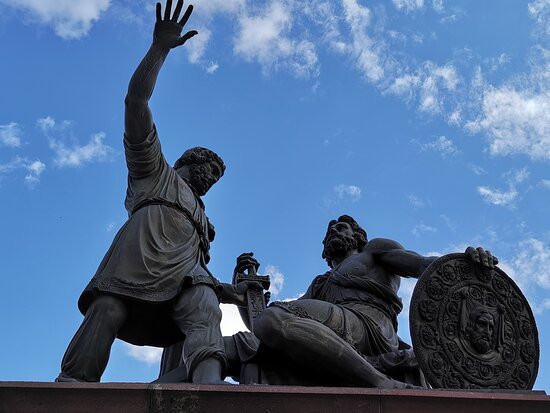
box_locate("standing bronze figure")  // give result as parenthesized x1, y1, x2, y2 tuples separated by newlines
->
(57, 1, 258, 385)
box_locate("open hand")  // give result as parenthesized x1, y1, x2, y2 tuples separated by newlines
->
(153, 0, 198, 50)
(465, 246, 499, 269)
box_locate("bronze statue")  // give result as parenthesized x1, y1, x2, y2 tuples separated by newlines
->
(158, 215, 501, 388)
(56, 0, 259, 385)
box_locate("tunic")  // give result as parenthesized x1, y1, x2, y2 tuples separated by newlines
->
(78, 126, 218, 346)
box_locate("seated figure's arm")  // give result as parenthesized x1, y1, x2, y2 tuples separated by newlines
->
(124, 1, 197, 145)
(370, 238, 437, 279)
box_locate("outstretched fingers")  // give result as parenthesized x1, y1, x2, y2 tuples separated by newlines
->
(172, 0, 184, 22)
(164, 0, 173, 20)
(179, 5, 194, 26)
(156, 2, 162, 22)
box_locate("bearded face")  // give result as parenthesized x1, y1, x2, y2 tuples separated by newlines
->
(468, 312, 495, 354)
(180, 161, 222, 196)
(322, 225, 359, 263)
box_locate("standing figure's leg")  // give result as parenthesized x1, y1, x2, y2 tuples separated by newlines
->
(57, 295, 128, 382)
(254, 300, 412, 388)
(171, 284, 227, 384)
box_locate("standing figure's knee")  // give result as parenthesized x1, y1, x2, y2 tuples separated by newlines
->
(88, 295, 128, 326)
(254, 308, 288, 345)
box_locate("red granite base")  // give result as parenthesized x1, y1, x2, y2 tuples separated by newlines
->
(1, 382, 548, 413)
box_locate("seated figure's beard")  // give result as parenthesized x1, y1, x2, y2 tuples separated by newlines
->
(470, 332, 493, 354)
(323, 233, 359, 263)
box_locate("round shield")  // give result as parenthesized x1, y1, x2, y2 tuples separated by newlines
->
(410, 253, 539, 390)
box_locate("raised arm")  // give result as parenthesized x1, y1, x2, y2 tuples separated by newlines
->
(124, 0, 197, 144)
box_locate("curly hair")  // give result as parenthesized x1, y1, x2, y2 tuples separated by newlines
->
(173, 146, 226, 176)
(321, 215, 368, 264)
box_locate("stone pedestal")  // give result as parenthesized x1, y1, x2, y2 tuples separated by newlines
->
(1, 382, 548, 413)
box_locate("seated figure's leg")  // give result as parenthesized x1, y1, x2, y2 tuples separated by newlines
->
(58, 295, 128, 382)
(254, 299, 408, 388)
(171, 284, 227, 384)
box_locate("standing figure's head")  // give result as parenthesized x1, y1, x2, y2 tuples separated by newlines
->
(174, 147, 226, 196)
(465, 309, 496, 354)
(322, 215, 368, 267)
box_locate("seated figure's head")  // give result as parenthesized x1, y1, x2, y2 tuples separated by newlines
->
(466, 309, 495, 354)
(322, 215, 368, 267)
(174, 147, 225, 196)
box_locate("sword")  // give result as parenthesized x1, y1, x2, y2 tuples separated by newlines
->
(233, 265, 271, 330)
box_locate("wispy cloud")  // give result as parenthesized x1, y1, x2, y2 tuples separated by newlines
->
(412, 222, 437, 237)
(234, 2, 318, 78)
(392, 0, 425, 13)
(477, 168, 530, 206)
(37, 116, 113, 167)
(0, 122, 22, 148)
(499, 238, 550, 314)
(468, 164, 487, 176)
(0, 0, 111, 39)
(264, 264, 284, 296)
(477, 186, 518, 206)
(466, 87, 550, 160)
(411, 135, 460, 157)
(334, 184, 362, 201)
(205, 61, 219, 74)
(408, 194, 429, 208)
(0, 156, 45, 187)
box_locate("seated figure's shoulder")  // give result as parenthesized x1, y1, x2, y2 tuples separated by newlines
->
(366, 238, 405, 252)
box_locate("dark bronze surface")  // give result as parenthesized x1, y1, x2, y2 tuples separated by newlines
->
(410, 253, 539, 390)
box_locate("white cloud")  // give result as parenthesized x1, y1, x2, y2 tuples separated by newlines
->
(477, 186, 518, 206)
(234, 2, 318, 78)
(419, 63, 459, 113)
(412, 135, 460, 157)
(412, 223, 437, 237)
(0, 122, 22, 147)
(408, 194, 428, 208)
(386, 62, 459, 114)
(206, 61, 219, 74)
(540, 179, 550, 188)
(466, 87, 550, 160)
(124, 344, 162, 365)
(37, 116, 113, 167)
(528, 0, 550, 36)
(186, 26, 212, 64)
(387, 74, 421, 100)
(264, 264, 284, 296)
(477, 168, 529, 206)
(392, 0, 425, 13)
(340, 0, 384, 82)
(0, 156, 45, 187)
(0, 0, 110, 39)
(468, 164, 487, 175)
(334, 184, 362, 201)
(500, 238, 550, 314)
(432, 0, 444, 13)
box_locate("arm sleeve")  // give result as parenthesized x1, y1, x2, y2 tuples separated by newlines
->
(124, 125, 166, 179)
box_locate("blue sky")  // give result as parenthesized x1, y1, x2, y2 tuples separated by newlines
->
(1, 0, 549, 390)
